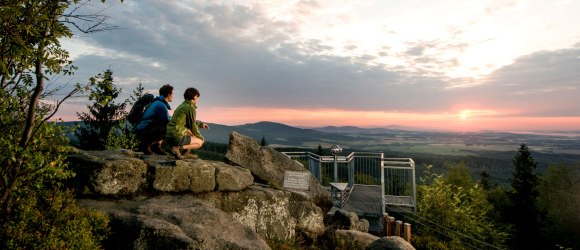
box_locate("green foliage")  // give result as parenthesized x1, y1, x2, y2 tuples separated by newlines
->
(1, 188, 109, 249)
(0, 106, 74, 211)
(354, 173, 380, 185)
(1, 1, 118, 248)
(413, 162, 508, 249)
(485, 185, 510, 225)
(104, 120, 138, 150)
(444, 162, 475, 188)
(128, 81, 145, 105)
(317, 144, 324, 155)
(478, 170, 492, 190)
(75, 69, 128, 150)
(0, 93, 110, 248)
(536, 164, 580, 249)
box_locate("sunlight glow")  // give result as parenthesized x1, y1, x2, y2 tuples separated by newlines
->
(192, 107, 580, 131)
(459, 110, 470, 120)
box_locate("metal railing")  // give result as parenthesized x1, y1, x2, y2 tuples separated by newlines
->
(381, 158, 416, 213)
(283, 151, 416, 213)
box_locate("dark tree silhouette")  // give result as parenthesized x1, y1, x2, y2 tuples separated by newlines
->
(508, 144, 540, 249)
(479, 170, 491, 190)
(260, 135, 268, 146)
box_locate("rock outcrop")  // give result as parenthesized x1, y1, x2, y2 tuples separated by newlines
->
(66, 131, 413, 249)
(195, 185, 325, 241)
(79, 195, 270, 250)
(366, 236, 416, 250)
(225, 131, 332, 210)
(335, 229, 380, 248)
(67, 149, 148, 196)
(65, 132, 332, 248)
(327, 209, 370, 233)
(68, 151, 254, 196)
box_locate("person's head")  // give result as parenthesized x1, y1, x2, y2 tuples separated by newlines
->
(184, 87, 200, 103)
(159, 84, 174, 102)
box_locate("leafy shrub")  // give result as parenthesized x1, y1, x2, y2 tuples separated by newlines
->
(1, 189, 109, 249)
(0, 94, 110, 249)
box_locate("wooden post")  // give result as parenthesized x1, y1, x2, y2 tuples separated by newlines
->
(389, 216, 395, 236)
(403, 223, 411, 243)
(383, 213, 389, 236)
(395, 220, 402, 237)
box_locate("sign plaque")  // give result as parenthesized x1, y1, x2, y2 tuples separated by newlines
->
(283, 171, 310, 191)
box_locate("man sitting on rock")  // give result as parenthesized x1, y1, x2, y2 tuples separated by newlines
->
(164, 87, 209, 159)
(134, 84, 174, 155)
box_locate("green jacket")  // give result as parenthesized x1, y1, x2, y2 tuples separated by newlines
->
(166, 100, 204, 140)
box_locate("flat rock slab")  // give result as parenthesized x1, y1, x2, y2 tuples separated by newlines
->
(79, 195, 271, 250)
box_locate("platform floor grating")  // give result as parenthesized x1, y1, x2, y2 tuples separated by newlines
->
(336, 185, 416, 215)
(343, 185, 383, 215)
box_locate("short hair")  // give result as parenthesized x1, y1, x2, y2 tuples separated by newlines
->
(159, 84, 173, 97)
(184, 87, 200, 100)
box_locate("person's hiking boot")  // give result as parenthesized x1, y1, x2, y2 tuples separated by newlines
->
(139, 142, 153, 155)
(181, 149, 198, 159)
(151, 143, 167, 155)
(169, 146, 183, 160)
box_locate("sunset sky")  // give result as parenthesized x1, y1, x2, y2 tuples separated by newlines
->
(55, 0, 580, 131)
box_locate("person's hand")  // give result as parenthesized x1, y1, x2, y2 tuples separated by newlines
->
(202, 123, 209, 129)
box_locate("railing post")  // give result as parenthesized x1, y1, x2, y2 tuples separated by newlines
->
(318, 157, 322, 184)
(333, 154, 338, 182)
(348, 155, 354, 187)
(383, 213, 389, 236)
(403, 223, 411, 243)
(389, 216, 395, 236)
(411, 159, 416, 213)
(395, 220, 402, 237)
(380, 153, 385, 214)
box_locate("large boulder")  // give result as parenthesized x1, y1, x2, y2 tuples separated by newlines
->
(224, 131, 331, 209)
(214, 162, 254, 191)
(334, 229, 380, 248)
(366, 236, 416, 250)
(79, 195, 271, 250)
(67, 149, 148, 196)
(195, 185, 325, 241)
(149, 159, 216, 193)
(327, 209, 370, 233)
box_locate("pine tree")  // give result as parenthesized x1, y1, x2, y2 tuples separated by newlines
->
(508, 144, 540, 249)
(75, 69, 127, 150)
(129, 81, 145, 105)
(260, 136, 268, 146)
(479, 170, 491, 190)
(317, 144, 324, 155)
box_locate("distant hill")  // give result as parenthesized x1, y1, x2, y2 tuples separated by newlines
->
(203, 121, 352, 147)
(312, 125, 407, 134)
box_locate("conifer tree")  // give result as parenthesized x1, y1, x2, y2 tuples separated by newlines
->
(508, 144, 540, 249)
(260, 135, 268, 146)
(76, 69, 127, 150)
(129, 81, 145, 105)
(479, 170, 492, 190)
